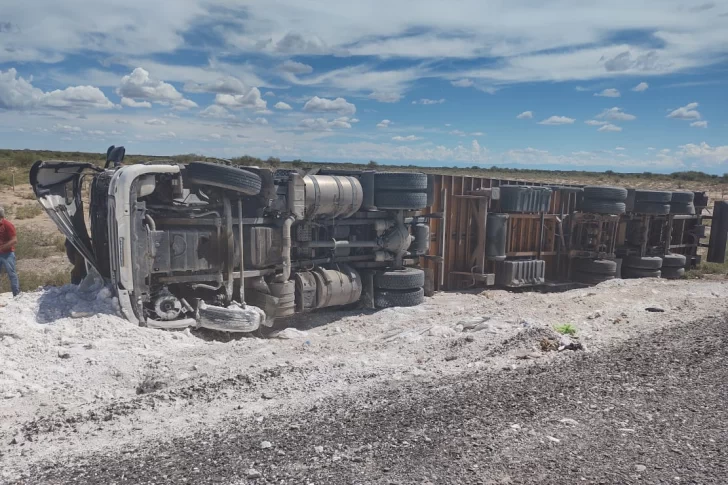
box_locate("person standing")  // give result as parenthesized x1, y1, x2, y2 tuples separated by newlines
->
(0, 206, 20, 296)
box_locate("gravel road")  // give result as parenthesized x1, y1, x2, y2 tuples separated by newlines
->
(13, 312, 727, 484)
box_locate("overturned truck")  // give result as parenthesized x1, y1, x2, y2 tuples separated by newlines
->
(30, 147, 431, 332)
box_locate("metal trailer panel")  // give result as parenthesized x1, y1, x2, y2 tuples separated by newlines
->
(421, 174, 579, 290)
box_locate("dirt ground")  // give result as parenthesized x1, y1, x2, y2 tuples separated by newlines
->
(1, 277, 727, 483)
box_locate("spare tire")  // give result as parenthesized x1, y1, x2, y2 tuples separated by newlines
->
(374, 287, 425, 308)
(623, 255, 663, 270)
(583, 186, 628, 201)
(633, 201, 670, 215)
(375, 191, 428, 210)
(635, 190, 672, 203)
(580, 199, 626, 215)
(662, 253, 687, 268)
(661, 267, 685, 279)
(186, 162, 262, 196)
(374, 172, 428, 191)
(572, 259, 617, 275)
(671, 191, 695, 203)
(622, 268, 661, 279)
(670, 202, 696, 215)
(374, 267, 426, 290)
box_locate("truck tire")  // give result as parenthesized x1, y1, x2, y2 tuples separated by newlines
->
(662, 253, 687, 268)
(583, 186, 628, 201)
(374, 287, 425, 308)
(572, 259, 617, 275)
(186, 162, 262, 196)
(572, 271, 615, 285)
(661, 267, 685, 279)
(374, 267, 425, 290)
(635, 190, 672, 203)
(622, 268, 661, 279)
(375, 191, 428, 210)
(671, 191, 695, 203)
(670, 202, 696, 215)
(374, 172, 428, 191)
(580, 199, 626, 215)
(623, 256, 663, 270)
(270, 281, 295, 318)
(633, 201, 670, 215)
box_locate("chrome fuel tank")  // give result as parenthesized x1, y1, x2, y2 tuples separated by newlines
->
(303, 175, 363, 219)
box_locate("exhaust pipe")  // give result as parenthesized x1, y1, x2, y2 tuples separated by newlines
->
(275, 216, 295, 283)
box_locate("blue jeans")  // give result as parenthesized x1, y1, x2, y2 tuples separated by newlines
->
(0, 252, 20, 296)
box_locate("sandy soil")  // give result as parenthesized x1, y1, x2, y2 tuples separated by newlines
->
(1, 277, 727, 483)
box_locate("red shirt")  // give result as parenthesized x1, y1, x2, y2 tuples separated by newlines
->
(0, 219, 17, 253)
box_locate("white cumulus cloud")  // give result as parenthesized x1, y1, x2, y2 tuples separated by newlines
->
(144, 118, 167, 126)
(199, 105, 235, 119)
(376, 119, 392, 128)
(538, 116, 575, 125)
(516, 111, 533, 119)
(183, 76, 247, 95)
(274, 101, 292, 110)
(594, 88, 621, 98)
(678, 142, 728, 165)
(667, 102, 701, 120)
(690, 120, 708, 128)
(585, 120, 609, 126)
(598, 124, 622, 132)
(215, 87, 267, 111)
(0, 68, 114, 111)
(392, 135, 422, 141)
(632, 82, 649, 92)
(118, 67, 197, 108)
(596, 107, 636, 121)
(303, 96, 356, 115)
(121, 97, 151, 108)
(299, 117, 353, 131)
(451, 79, 474, 87)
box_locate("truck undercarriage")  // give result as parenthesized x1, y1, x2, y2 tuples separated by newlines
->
(30, 148, 431, 332)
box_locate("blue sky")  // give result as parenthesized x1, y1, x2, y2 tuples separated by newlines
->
(0, 1, 727, 173)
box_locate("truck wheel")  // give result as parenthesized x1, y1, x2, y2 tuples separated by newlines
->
(634, 190, 672, 203)
(270, 281, 295, 318)
(623, 256, 663, 270)
(662, 253, 687, 268)
(374, 172, 428, 191)
(583, 186, 628, 201)
(572, 271, 615, 285)
(186, 162, 262, 196)
(622, 268, 661, 279)
(669, 202, 695, 215)
(671, 191, 695, 203)
(572, 259, 617, 275)
(580, 199, 626, 215)
(661, 267, 685, 279)
(374, 267, 425, 290)
(374, 287, 425, 308)
(375, 191, 428, 210)
(633, 201, 670, 215)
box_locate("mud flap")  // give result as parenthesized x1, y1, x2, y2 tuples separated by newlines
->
(197, 302, 266, 332)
